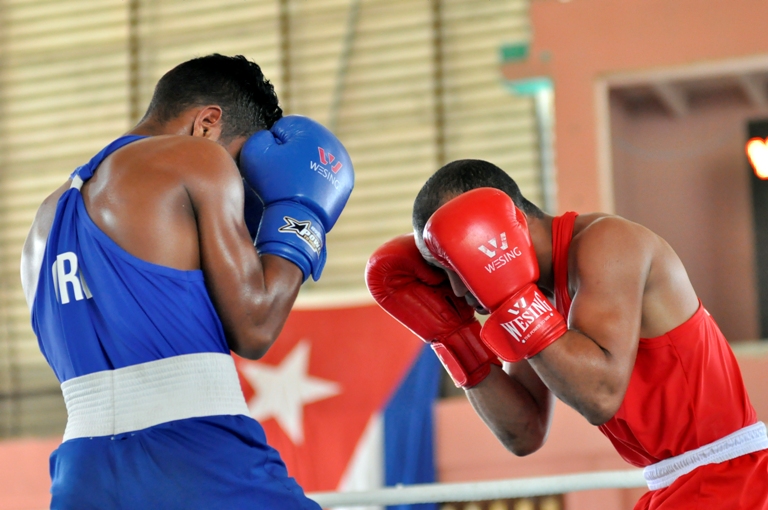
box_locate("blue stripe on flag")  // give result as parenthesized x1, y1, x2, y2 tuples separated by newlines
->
(383, 345, 442, 510)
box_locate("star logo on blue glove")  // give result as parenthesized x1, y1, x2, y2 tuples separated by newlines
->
(278, 217, 324, 254)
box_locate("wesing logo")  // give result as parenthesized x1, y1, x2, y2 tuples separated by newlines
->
(499, 294, 555, 343)
(310, 147, 343, 190)
(478, 233, 507, 257)
(478, 233, 523, 273)
(318, 147, 343, 173)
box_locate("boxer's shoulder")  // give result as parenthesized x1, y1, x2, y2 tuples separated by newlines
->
(569, 214, 657, 276)
(572, 214, 655, 247)
(115, 135, 233, 172)
(106, 135, 240, 193)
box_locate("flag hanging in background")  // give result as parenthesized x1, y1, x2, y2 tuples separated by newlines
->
(383, 347, 441, 510)
(233, 304, 442, 510)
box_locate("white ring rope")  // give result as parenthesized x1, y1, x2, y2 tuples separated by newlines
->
(307, 469, 646, 507)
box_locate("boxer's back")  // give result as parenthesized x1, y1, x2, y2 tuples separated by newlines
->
(80, 135, 221, 272)
(599, 302, 756, 464)
(29, 135, 232, 383)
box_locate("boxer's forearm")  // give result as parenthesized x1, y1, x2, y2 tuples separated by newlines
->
(225, 254, 303, 360)
(465, 365, 553, 456)
(527, 329, 631, 426)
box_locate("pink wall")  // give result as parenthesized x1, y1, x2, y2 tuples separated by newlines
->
(0, 438, 59, 510)
(501, 0, 768, 213)
(611, 97, 762, 340)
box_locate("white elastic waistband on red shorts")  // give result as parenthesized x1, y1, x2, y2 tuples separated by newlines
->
(642, 421, 768, 490)
(60, 352, 249, 441)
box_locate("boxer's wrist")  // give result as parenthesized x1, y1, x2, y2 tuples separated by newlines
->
(432, 320, 502, 389)
(481, 284, 567, 363)
(256, 202, 326, 282)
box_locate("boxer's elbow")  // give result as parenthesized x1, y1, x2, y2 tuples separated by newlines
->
(496, 429, 546, 457)
(583, 409, 613, 427)
(227, 294, 296, 359)
(228, 329, 277, 360)
(488, 418, 549, 457)
(579, 394, 622, 426)
(507, 440, 544, 457)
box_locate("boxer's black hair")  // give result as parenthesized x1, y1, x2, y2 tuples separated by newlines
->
(412, 159, 543, 236)
(143, 54, 282, 140)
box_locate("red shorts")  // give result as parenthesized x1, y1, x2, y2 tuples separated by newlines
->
(635, 450, 768, 509)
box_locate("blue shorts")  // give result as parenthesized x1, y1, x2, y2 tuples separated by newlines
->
(49, 415, 321, 510)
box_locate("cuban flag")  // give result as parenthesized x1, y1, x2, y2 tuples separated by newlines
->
(233, 304, 442, 510)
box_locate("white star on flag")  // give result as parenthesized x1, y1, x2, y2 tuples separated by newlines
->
(240, 339, 341, 445)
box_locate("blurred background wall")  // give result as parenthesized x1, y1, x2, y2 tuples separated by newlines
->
(2, 0, 768, 509)
(503, 0, 768, 343)
(611, 96, 760, 341)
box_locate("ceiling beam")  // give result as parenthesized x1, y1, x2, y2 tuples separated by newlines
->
(651, 82, 688, 117)
(605, 54, 768, 88)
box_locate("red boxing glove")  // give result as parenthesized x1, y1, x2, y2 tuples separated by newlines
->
(423, 188, 567, 363)
(365, 234, 500, 388)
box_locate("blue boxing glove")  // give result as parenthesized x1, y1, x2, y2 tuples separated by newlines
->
(240, 115, 354, 281)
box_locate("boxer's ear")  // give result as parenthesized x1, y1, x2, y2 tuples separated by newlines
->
(191, 105, 224, 141)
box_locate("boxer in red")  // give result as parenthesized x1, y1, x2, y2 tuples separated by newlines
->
(365, 159, 768, 509)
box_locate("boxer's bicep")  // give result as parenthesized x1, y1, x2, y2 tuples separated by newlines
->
(567, 219, 651, 377)
(185, 147, 264, 331)
(528, 219, 652, 424)
(184, 143, 302, 358)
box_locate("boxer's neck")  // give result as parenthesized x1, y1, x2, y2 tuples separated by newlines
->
(528, 214, 555, 296)
(127, 107, 247, 159)
(129, 109, 201, 137)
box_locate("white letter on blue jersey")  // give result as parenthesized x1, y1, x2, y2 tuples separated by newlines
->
(53, 252, 84, 304)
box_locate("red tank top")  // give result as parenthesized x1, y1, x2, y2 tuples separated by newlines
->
(551, 212, 757, 467)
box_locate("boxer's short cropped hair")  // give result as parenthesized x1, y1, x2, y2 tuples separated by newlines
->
(412, 159, 543, 236)
(143, 54, 282, 140)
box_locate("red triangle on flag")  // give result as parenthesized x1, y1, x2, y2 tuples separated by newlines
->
(233, 304, 424, 492)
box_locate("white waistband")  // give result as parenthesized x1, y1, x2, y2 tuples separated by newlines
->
(643, 421, 768, 490)
(61, 352, 249, 441)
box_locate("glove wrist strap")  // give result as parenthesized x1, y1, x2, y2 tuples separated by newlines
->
(481, 284, 567, 363)
(432, 321, 501, 389)
(256, 202, 327, 281)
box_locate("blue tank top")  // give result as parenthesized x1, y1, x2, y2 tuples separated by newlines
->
(31, 135, 230, 383)
(31, 137, 320, 510)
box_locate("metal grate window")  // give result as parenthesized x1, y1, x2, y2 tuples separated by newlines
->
(0, 0, 536, 437)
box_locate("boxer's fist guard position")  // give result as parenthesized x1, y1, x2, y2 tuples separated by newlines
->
(241, 115, 354, 281)
(424, 188, 567, 363)
(365, 234, 500, 388)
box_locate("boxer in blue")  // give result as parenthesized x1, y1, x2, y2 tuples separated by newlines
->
(19, 54, 354, 509)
